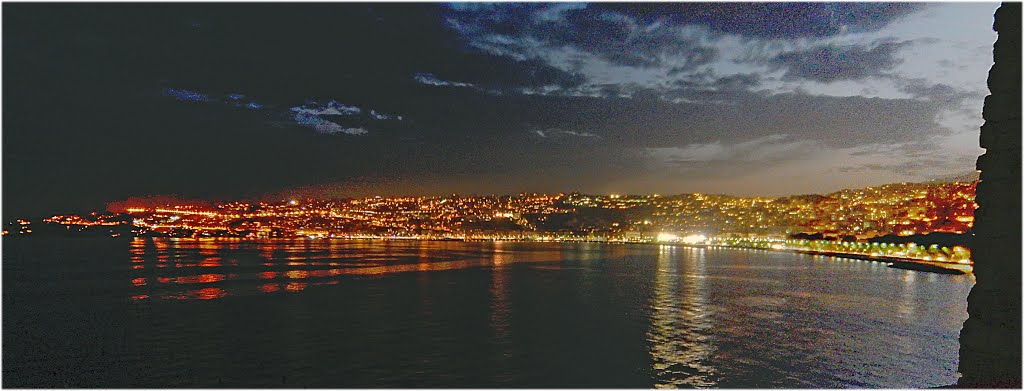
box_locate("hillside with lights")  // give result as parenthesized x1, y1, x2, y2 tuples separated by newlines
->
(6, 180, 975, 246)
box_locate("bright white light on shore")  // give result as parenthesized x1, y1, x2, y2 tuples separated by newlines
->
(657, 233, 679, 242)
(681, 234, 706, 244)
(771, 243, 785, 250)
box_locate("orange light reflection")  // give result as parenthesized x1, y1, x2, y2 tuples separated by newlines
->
(285, 270, 309, 279)
(260, 283, 281, 293)
(173, 273, 226, 284)
(199, 257, 222, 267)
(195, 287, 227, 300)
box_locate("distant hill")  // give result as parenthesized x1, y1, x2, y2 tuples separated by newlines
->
(932, 171, 980, 183)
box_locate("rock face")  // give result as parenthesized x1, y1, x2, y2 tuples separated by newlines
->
(958, 2, 1022, 388)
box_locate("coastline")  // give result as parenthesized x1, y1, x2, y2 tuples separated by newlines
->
(787, 249, 972, 275)
(8, 234, 973, 275)
(668, 243, 972, 275)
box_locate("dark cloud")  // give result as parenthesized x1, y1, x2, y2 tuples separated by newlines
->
(430, 55, 587, 92)
(552, 7, 717, 68)
(898, 78, 980, 105)
(445, 4, 719, 69)
(766, 40, 912, 82)
(659, 72, 765, 102)
(591, 2, 926, 39)
(712, 73, 762, 90)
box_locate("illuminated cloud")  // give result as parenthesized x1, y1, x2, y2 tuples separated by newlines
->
(647, 134, 817, 166)
(414, 73, 476, 88)
(286, 100, 403, 135)
(291, 111, 369, 135)
(222, 93, 264, 110)
(533, 128, 599, 139)
(290, 100, 362, 116)
(370, 110, 399, 121)
(162, 88, 210, 102)
(163, 93, 404, 136)
(163, 88, 264, 110)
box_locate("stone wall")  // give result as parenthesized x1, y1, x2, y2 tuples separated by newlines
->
(957, 2, 1022, 388)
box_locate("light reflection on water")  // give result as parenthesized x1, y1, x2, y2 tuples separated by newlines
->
(490, 241, 512, 345)
(127, 238, 967, 387)
(649, 245, 718, 388)
(5, 237, 971, 388)
(126, 240, 971, 361)
(128, 238, 570, 301)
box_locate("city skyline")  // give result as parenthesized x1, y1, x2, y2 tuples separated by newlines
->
(12, 177, 976, 244)
(4, 3, 998, 217)
(22, 172, 981, 218)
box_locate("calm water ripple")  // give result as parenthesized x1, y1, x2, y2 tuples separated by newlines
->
(3, 238, 972, 388)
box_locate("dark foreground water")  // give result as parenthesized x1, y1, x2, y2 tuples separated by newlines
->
(4, 238, 972, 388)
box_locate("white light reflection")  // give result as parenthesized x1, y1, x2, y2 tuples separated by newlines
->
(490, 241, 512, 343)
(897, 270, 918, 320)
(648, 245, 718, 387)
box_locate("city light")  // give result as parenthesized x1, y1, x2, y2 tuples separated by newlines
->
(681, 234, 707, 244)
(656, 233, 679, 242)
(8, 180, 975, 268)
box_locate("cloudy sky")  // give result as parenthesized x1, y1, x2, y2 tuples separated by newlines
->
(4, 2, 999, 215)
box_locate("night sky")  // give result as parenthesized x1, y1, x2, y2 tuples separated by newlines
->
(3, 2, 998, 216)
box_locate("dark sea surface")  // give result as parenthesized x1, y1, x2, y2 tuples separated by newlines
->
(3, 238, 972, 388)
